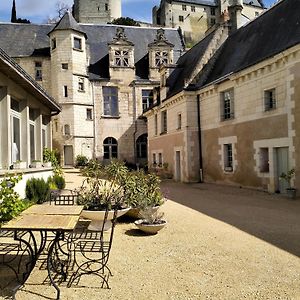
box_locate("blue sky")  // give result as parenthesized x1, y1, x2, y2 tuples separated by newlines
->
(0, 0, 278, 24)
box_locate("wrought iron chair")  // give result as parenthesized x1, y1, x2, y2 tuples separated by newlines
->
(0, 231, 34, 284)
(67, 207, 118, 288)
(49, 190, 78, 206)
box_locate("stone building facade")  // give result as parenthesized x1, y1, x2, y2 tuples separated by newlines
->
(73, 0, 121, 24)
(0, 47, 60, 170)
(0, 13, 184, 166)
(145, 0, 300, 193)
(153, 0, 265, 44)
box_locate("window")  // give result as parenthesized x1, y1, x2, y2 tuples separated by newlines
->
(114, 50, 130, 67)
(161, 110, 167, 134)
(154, 114, 158, 136)
(86, 108, 93, 120)
(177, 113, 182, 129)
(210, 18, 216, 26)
(62, 63, 68, 70)
(30, 123, 35, 162)
(221, 89, 234, 121)
(191, 6, 195, 12)
(51, 38, 56, 50)
(64, 86, 68, 97)
(11, 98, 21, 163)
(224, 144, 233, 172)
(78, 77, 85, 92)
(182, 4, 187, 11)
(152, 153, 156, 165)
(105, 3, 109, 11)
(155, 51, 169, 67)
(29, 108, 36, 121)
(259, 148, 269, 173)
(179, 15, 184, 22)
(255, 11, 259, 16)
(35, 61, 42, 81)
(211, 7, 216, 15)
(103, 87, 118, 116)
(64, 124, 70, 135)
(74, 37, 82, 50)
(103, 137, 118, 159)
(142, 90, 154, 112)
(136, 134, 148, 159)
(158, 153, 163, 166)
(264, 89, 276, 111)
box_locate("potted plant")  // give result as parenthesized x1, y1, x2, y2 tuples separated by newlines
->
(134, 207, 167, 234)
(77, 160, 130, 230)
(31, 160, 42, 168)
(124, 171, 165, 219)
(279, 168, 297, 199)
(13, 160, 27, 169)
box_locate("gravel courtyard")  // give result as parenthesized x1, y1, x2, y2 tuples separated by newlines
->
(1, 170, 300, 299)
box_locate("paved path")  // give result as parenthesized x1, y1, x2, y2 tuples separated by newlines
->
(1, 170, 300, 299)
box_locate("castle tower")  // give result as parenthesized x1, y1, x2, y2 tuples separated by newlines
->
(48, 11, 94, 165)
(73, 0, 121, 24)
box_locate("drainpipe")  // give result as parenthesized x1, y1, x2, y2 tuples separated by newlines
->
(91, 82, 96, 159)
(197, 94, 203, 182)
(132, 84, 138, 165)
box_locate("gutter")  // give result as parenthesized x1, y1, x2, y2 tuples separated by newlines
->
(197, 94, 203, 183)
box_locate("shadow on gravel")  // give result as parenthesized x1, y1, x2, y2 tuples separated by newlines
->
(162, 181, 300, 257)
(125, 229, 151, 237)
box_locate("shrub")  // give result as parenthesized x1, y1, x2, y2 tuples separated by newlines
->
(52, 175, 65, 190)
(75, 155, 88, 167)
(25, 178, 50, 204)
(0, 174, 31, 222)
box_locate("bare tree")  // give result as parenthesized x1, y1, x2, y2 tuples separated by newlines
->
(45, 1, 71, 24)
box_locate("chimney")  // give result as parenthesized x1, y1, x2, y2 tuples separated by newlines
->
(11, 0, 17, 23)
(228, 0, 243, 32)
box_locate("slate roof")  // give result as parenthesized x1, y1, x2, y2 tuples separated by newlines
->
(0, 46, 60, 112)
(166, 0, 263, 8)
(48, 10, 87, 38)
(0, 23, 184, 81)
(166, 29, 216, 97)
(199, 0, 300, 88)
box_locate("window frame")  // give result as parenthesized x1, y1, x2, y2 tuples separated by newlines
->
(155, 50, 169, 67)
(224, 143, 233, 172)
(78, 77, 85, 92)
(114, 50, 130, 67)
(142, 89, 154, 112)
(182, 4, 187, 11)
(264, 88, 276, 111)
(103, 137, 118, 160)
(10, 99, 21, 163)
(35, 61, 42, 81)
(102, 86, 119, 117)
(86, 108, 93, 120)
(73, 37, 82, 50)
(161, 110, 167, 134)
(179, 15, 184, 22)
(191, 5, 195, 12)
(221, 89, 234, 121)
(177, 113, 182, 130)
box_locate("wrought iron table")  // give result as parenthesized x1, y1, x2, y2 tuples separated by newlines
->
(1, 205, 84, 299)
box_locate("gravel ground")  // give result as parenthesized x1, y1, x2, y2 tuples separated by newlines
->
(1, 169, 300, 299)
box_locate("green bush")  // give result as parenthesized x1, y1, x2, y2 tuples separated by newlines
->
(25, 178, 50, 204)
(53, 175, 65, 190)
(0, 174, 31, 222)
(76, 155, 88, 167)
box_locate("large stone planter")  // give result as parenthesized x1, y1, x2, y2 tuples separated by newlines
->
(134, 219, 167, 235)
(286, 188, 297, 199)
(81, 207, 131, 231)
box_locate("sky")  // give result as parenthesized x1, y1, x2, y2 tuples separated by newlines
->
(0, 0, 278, 24)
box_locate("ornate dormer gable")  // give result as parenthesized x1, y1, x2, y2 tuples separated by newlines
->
(148, 28, 174, 81)
(108, 27, 134, 69)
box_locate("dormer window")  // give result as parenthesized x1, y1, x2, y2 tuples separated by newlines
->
(114, 50, 130, 67)
(155, 51, 169, 67)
